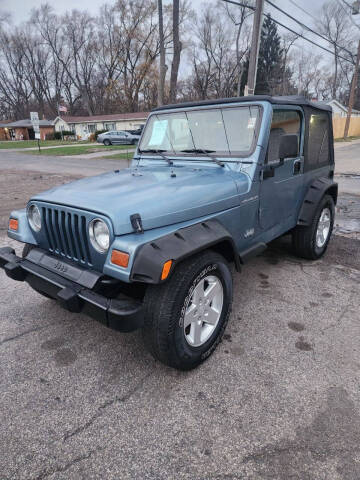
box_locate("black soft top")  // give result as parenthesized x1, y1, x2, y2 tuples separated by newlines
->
(152, 95, 332, 113)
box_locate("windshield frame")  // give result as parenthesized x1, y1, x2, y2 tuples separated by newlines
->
(138, 103, 263, 159)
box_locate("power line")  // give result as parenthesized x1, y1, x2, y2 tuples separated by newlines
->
(286, 0, 317, 22)
(337, 0, 360, 31)
(340, 0, 357, 11)
(265, 0, 355, 60)
(222, 0, 355, 64)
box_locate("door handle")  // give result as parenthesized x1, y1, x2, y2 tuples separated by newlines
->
(293, 160, 301, 175)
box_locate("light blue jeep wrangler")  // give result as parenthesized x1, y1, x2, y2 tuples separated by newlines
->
(0, 95, 337, 370)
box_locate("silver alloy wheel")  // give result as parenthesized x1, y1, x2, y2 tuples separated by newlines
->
(316, 207, 331, 248)
(183, 275, 224, 347)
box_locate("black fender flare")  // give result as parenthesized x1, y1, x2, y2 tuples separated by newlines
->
(297, 177, 338, 227)
(130, 219, 241, 284)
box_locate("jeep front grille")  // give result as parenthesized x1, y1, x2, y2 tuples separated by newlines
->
(42, 207, 92, 265)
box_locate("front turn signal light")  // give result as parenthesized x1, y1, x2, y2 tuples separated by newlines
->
(161, 260, 173, 280)
(9, 218, 18, 231)
(111, 249, 129, 268)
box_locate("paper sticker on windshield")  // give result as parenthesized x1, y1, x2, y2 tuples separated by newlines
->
(149, 120, 168, 146)
(248, 117, 256, 129)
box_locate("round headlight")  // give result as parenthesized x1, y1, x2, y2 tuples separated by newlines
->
(27, 204, 41, 232)
(89, 219, 110, 253)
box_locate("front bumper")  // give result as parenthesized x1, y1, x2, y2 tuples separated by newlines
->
(0, 246, 144, 332)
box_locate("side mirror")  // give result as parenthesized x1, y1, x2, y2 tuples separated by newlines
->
(278, 134, 299, 160)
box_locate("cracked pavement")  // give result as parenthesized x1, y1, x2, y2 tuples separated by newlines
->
(0, 144, 360, 479)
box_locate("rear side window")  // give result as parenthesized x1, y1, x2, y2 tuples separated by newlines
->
(307, 113, 330, 168)
(267, 109, 301, 163)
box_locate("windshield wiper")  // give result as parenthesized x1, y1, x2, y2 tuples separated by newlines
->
(182, 149, 255, 165)
(180, 149, 224, 167)
(138, 149, 173, 165)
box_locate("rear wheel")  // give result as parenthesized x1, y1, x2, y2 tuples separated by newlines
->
(22, 244, 53, 299)
(292, 194, 335, 260)
(142, 250, 233, 370)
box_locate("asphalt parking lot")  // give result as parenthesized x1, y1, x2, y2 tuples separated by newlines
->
(0, 146, 360, 479)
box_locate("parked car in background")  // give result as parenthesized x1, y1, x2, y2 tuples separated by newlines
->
(97, 130, 140, 146)
(127, 125, 144, 136)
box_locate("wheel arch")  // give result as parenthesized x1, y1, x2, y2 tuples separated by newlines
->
(130, 219, 241, 284)
(297, 177, 338, 227)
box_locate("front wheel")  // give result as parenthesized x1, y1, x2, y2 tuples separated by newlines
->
(292, 194, 335, 260)
(103, 139, 111, 146)
(142, 250, 233, 370)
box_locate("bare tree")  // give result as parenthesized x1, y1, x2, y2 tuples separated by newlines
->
(222, 1, 252, 96)
(317, 0, 352, 99)
(117, 0, 159, 112)
(291, 49, 323, 98)
(280, 32, 298, 95)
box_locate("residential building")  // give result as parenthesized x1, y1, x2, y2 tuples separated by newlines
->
(0, 120, 12, 140)
(325, 99, 360, 118)
(54, 112, 148, 140)
(0, 119, 55, 141)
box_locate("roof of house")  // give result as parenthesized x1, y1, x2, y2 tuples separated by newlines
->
(153, 95, 333, 113)
(56, 112, 148, 124)
(325, 99, 360, 114)
(0, 119, 54, 128)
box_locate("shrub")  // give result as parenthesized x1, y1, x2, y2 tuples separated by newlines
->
(45, 132, 55, 140)
(52, 130, 76, 141)
(62, 130, 75, 137)
(94, 129, 107, 140)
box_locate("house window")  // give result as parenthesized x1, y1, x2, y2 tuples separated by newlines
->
(88, 124, 96, 133)
(104, 123, 116, 131)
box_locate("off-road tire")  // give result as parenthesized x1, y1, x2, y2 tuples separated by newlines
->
(22, 244, 52, 299)
(292, 194, 335, 260)
(103, 139, 111, 146)
(142, 250, 233, 370)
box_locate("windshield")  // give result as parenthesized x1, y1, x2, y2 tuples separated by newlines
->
(139, 105, 261, 157)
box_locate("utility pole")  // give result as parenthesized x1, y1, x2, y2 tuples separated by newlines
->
(245, 0, 264, 96)
(344, 39, 360, 139)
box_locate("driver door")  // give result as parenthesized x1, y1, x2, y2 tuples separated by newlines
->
(259, 108, 304, 232)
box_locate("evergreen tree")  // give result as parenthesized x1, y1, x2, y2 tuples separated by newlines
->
(241, 15, 289, 95)
(256, 15, 283, 94)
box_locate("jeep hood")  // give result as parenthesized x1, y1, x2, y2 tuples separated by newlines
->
(32, 165, 249, 235)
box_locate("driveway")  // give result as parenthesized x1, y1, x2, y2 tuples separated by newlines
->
(0, 144, 359, 479)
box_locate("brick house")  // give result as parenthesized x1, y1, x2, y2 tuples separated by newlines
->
(0, 120, 12, 140)
(0, 119, 55, 141)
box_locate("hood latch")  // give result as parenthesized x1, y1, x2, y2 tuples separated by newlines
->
(130, 213, 143, 234)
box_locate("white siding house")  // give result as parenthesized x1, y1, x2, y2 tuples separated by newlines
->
(54, 112, 148, 140)
(325, 100, 360, 118)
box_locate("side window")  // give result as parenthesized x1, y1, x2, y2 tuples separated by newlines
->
(267, 110, 301, 163)
(307, 113, 330, 168)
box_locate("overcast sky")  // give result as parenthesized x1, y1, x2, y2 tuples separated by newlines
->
(1, 0, 359, 65)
